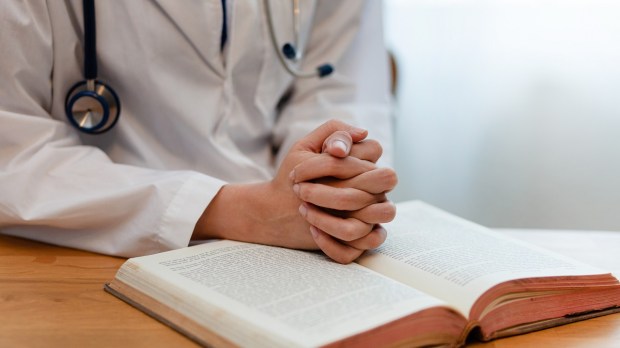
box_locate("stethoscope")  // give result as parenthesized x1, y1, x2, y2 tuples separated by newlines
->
(65, 0, 334, 134)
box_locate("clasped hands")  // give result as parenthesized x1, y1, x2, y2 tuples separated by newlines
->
(194, 120, 397, 264)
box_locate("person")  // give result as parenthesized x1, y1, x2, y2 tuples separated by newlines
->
(0, 1, 396, 264)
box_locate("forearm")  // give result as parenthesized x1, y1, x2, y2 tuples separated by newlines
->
(0, 138, 222, 257)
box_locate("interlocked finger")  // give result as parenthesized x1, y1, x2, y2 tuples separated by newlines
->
(342, 224, 387, 250)
(294, 182, 385, 211)
(290, 154, 376, 183)
(310, 226, 364, 264)
(343, 201, 396, 224)
(313, 167, 398, 194)
(299, 203, 373, 242)
(348, 139, 383, 163)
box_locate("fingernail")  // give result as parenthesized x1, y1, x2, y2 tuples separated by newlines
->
(293, 184, 300, 195)
(332, 139, 348, 153)
(309, 226, 318, 238)
(298, 204, 307, 217)
(288, 169, 295, 182)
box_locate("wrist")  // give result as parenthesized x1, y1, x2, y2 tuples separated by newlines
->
(192, 183, 259, 240)
(192, 181, 301, 245)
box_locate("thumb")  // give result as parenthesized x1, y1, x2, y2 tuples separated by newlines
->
(322, 131, 353, 158)
(297, 119, 368, 154)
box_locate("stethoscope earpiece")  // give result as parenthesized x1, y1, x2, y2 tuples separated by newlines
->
(282, 43, 297, 60)
(65, 80, 120, 134)
(317, 64, 334, 78)
(281, 44, 333, 78)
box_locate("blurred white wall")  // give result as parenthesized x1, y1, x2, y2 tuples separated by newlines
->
(385, 0, 620, 230)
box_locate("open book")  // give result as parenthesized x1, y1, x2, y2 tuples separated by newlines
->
(105, 201, 620, 347)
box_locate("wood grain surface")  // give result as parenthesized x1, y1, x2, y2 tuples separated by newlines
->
(1, 231, 619, 347)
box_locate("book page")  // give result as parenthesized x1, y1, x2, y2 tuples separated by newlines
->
(116, 240, 449, 348)
(357, 201, 607, 317)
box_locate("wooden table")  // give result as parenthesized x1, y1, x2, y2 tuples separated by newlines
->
(1, 230, 619, 347)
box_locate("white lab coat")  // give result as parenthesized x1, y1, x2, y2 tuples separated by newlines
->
(0, 0, 392, 257)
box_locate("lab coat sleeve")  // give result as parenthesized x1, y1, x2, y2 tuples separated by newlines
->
(272, 0, 394, 167)
(0, 2, 225, 257)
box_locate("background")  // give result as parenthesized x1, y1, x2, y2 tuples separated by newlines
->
(384, 0, 620, 230)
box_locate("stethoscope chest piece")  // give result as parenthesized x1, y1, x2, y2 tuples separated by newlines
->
(65, 80, 120, 134)
(65, 0, 121, 134)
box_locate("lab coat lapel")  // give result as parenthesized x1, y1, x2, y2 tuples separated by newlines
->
(225, 0, 295, 73)
(152, 0, 225, 77)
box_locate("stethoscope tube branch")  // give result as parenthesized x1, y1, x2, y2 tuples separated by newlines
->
(263, 0, 333, 79)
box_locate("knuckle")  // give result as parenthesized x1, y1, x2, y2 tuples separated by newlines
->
(339, 221, 363, 241)
(297, 183, 313, 201)
(378, 168, 398, 189)
(335, 250, 360, 264)
(323, 156, 340, 173)
(291, 138, 305, 151)
(326, 119, 338, 126)
(332, 255, 348, 264)
(304, 206, 320, 226)
(364, 160, 379, 172)
(335, 188, 357, 208)
(368, 231, 387, 249)
(344, 254, 359, 264)
(379, 202, 397, 222)
(365, 139, 383, 158)
(333, 130, 351, 139)
(325, 119, 343, 130)
(372, 227, 388, 248)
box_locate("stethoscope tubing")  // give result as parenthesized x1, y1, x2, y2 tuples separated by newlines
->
(263, 0, 333, 78)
